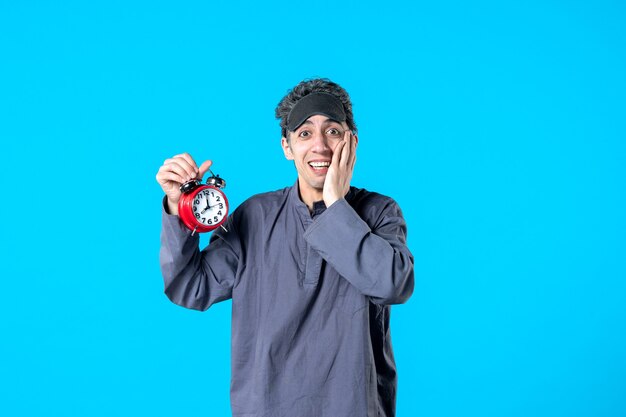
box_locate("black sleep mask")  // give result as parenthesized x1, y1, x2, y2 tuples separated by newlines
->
(286, 92, 346, 132)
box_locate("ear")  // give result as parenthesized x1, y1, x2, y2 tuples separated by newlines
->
(353, 133, 359, 146)
(281, 136, 294, 160)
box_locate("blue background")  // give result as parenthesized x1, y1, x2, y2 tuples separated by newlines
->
(1, 1, 625, 416)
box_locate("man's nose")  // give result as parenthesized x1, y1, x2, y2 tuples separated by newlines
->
(310, 130, 331, 153)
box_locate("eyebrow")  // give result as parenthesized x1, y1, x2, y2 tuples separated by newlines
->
(299, 118, 342, 127)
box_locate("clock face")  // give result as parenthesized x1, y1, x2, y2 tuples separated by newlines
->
(191, 188, 227, 227)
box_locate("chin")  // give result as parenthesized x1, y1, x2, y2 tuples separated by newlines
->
(311, 179, 326, 189)
(303, 179, 325, 192)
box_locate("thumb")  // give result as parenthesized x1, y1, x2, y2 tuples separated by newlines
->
(197, 160, 213, 179)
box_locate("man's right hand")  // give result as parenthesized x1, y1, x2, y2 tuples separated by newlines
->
(156, 153, 213, 216)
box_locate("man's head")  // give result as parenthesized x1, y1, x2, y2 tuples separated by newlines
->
(275, 78, 357, 143)
(275, 78, 358, 202)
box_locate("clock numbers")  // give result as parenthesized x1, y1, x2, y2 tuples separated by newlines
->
(191, 188, 226, 226)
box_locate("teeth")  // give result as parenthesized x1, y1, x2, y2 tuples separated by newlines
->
(309, 162, 330, 167)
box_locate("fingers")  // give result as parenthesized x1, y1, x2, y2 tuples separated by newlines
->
(349, 133, 357, 170)
(156, 153, 216, 188)
(323, 132, 356, 207)
(158, 153, 199, 184)
(339, 131, 356, 167)
(161, 159, 192, 183)
(197, 160, 213, 179)
(167, 159, 193, 179)
(331, 140, 346, 168)
(156, 162, 185, 185)
(156, 167, 186, 185)
(171, 153, 199, 179)
(174, 152, 197, 171)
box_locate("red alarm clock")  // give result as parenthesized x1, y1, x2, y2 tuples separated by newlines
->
(178, 171, 229, 235)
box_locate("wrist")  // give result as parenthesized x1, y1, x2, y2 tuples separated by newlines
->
(166, 198, 179, 216)
(323, 194, 340, 208)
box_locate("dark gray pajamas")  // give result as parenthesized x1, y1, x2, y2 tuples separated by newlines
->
(160, 183, 414, 417)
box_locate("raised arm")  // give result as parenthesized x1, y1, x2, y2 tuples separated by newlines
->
(157, 153, 240, 311)
(308, 128, 414, 305)
(304, 196, 414, 305)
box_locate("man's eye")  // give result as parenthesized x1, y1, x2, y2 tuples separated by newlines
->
(327, 128, 341, 136)
(299, 131, 311, 138)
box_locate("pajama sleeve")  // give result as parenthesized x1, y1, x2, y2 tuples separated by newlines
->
(159, 198, 242, 311)
(303, 197, 414, 305)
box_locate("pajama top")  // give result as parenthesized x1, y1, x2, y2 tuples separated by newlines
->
(159, 182, 414, 417)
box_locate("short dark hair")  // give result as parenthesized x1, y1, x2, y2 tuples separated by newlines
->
(275, 78, 357, 140)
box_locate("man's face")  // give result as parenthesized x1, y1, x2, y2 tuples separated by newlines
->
(281, 114, 350, 194)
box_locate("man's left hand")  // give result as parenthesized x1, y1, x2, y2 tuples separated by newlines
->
(323, 130, 357, 207)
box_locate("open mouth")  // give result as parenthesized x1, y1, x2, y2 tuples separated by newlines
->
(308, 161, 330, 172)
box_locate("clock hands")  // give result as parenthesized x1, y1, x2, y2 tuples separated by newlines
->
(201, 195, 222, 214)
(200, 195, 211, 214)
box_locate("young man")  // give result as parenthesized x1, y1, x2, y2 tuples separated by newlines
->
(156, 78, 414, 417)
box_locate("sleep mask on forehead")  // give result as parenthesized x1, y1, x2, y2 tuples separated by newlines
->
(286, 92, 346, 132)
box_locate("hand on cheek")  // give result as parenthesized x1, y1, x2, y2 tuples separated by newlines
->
(323, 130, 357, 207)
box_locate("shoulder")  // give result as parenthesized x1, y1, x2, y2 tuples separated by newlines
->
(348, 186, 401, 212)
(239, 187, 290, 209)
(347, 186, 405, 227)
(218, 187, 291, 238)
(230, 186, 291, 221)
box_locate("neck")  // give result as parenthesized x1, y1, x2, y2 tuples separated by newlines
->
(297, 178, 323, 211)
